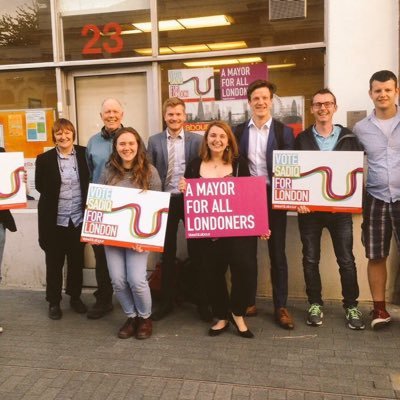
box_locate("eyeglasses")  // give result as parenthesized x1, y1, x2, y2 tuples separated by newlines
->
(312, 101, 335, 109)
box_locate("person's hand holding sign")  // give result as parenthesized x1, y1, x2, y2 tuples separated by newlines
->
(178, 176, 187, 193)
(297, 205, 311, 214)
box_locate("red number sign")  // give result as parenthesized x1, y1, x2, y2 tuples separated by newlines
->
(81, 22, 124, 55)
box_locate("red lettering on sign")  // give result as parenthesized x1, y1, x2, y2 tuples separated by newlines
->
(81, 22, 124, 55)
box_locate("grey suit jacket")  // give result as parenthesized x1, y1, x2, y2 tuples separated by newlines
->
(147, 130, 202, 191)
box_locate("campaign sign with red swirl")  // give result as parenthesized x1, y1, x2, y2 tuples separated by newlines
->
(272, 150, 364, 212)
(81, 184, 170, 252)
(184, 176, 268, 239)
(0, 152, 27, 210)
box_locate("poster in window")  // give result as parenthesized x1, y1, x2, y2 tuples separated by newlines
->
(26, 110, 47, 142)
(168, 68, 215, 101)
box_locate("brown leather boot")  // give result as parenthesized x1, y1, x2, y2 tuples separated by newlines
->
(136, 317, 152, 339)
(118, 317, 137, 339)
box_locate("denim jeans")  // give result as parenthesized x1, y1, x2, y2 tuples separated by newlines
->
(298, 212, 359, 308)
(104, 246, 151, 318)
(0, 223, 5, 282)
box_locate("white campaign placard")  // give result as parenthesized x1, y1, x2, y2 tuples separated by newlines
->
(272, 150, 364, 213)
(81, 183, 170, 252)
(0, 152, 27, 210)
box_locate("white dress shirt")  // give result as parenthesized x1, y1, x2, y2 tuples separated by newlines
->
(247, 118, 272, 183)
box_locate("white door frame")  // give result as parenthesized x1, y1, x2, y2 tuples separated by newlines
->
(65, 64, 162, 142)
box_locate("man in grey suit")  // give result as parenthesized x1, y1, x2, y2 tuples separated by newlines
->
(147, 97, 202, 320)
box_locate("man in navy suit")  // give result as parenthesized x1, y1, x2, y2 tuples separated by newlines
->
(147, 97, 202, 320)
(234, 80, 295, 329)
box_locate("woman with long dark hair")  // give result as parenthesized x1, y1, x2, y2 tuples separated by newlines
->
(101, 127, 161, 340)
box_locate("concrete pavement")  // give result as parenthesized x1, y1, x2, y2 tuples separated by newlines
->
(1, 288, 400, 399)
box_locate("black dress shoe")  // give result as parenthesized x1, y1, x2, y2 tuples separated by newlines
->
(151, 303, 173, 321)
(49, 304, 62, 320)
(70, 298, 88, 314)
(208, 321, 229, 337)
(87, 300, 113, 319)
(228, 314, 254, 339)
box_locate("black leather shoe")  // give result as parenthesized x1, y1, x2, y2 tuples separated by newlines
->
(49, 304, 62, 320)
(151, 303, 173, 321)
(87, 300, 113, 319)
(70, 298, 88, 314)
(208, 321, 229, 337)
(228, 313, 254, 338)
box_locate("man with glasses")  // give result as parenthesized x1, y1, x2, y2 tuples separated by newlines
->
(295, 88, 364, 329)
(354, 70, 400, 329)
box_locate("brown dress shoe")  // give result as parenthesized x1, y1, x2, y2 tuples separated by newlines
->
(245, 305, 258, 317)
(136, 317, 152, 340)
(118, 317, 137, 339)
(275, 307, 294, 329)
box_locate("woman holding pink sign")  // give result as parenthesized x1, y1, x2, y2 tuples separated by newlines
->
(101, 127, 161, 340)
(180, 121, 268, 338)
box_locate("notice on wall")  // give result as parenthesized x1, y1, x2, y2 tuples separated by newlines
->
(220, 64, 267, 100)
(168, 68, 215, 101)
(81, 184, 171, 252)
(184, 176, 268, 239)
(26, 110, 47, 142)
(272, 150, 364, 212)
(0, 152, 27, 210)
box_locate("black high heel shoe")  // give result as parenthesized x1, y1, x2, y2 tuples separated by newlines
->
(229, 313, 254, 339)
(208, 321, 229, 337)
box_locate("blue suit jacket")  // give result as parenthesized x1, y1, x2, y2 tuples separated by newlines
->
(147, 130, 202, 191)
(234, 119, 294, 183)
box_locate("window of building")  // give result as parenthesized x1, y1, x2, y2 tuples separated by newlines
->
(0, 0, 53, 65)
(156, 0, 323, 56)
(59, 0, 151, 61)
(0, 69, 57, 198)
(160, 48, 324, 134)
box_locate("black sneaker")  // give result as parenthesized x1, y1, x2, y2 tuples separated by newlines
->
(306, 303, 323, 326)
(87, 300, 113, 319)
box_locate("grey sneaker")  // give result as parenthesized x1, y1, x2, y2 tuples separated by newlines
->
(307, 303, 323, 326)
(346, 306, 365, 330)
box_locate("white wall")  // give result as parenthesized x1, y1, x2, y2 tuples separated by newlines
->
(326, 0, 399, 125)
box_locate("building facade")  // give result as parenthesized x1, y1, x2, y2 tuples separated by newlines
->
(1, 0, 399, 301)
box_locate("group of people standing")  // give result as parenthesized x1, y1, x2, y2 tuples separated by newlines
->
(1, 69, 398, 338)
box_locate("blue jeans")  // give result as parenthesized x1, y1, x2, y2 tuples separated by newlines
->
(0, 223, 5, 282)
(298, 212, 359, 308)
(104, 246, 151, 318)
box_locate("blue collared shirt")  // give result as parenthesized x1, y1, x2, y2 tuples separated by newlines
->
(312, 125, 341, 151)
(56, 147, 83, 227)
(354, 108, 400, 202)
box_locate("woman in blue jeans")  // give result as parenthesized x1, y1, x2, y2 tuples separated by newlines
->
(101, 127, 161, 339)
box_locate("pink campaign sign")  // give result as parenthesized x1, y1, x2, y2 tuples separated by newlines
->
(184, 176, 268, 239)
